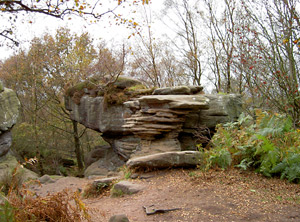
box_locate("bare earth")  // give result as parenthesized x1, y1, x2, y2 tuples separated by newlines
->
(32, 168, 300, 222)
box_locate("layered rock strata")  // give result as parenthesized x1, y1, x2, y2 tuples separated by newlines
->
(65, 82, 242, 166)
(122, 95, 210, 158)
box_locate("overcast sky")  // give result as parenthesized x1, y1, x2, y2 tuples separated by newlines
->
(0, 1, 165, 60)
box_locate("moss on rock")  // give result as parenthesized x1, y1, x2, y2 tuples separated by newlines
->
(66, 76, 148, 105)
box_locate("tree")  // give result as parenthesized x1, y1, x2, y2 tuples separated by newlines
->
(163, 0, 205, 86)
(0, 0, 149, 46)
(90, 40, 127, 82)
(239, 0, 300, 125)
(129, 5, 163, 87)
(203, 0, 241, 93)
(0, 27, 98, 173)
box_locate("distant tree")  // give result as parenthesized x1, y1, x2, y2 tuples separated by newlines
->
(129, 5, 163, 87)
(239, 0, 300, 125)
(90, 40, 127, 82)
(0, 27, 98, 173)
(163, 0, 205, 86)
(203, 0, 241, 93)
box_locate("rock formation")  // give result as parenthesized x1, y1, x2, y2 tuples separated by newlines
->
(0, 80, 20, 157)
(0, 80, 37, 179)
(65, 78, 242, 172)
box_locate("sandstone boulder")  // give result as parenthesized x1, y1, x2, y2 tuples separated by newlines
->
(0, 81, 20, 158)
(0, 84, 20, 133)
(112, 181, 145, 195)
(93, 176, 120, 188)
(65, 81, 242, 174)
(126, 151, 203, 169)
(65, 95, 132, 135)
(84, 146, 125, 178)
(84, 145, 111, 167)
(0, 153, 38, 181)
(38, 174, 56, 184)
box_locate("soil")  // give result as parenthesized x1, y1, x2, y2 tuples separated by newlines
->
(32, 168, 300, 222)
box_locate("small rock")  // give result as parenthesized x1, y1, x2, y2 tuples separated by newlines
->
(109, 214, 129, 222)
(113, 181, 144, 195)
(93, 176, 120, 188)
(139, 174, 154, 179)
(130, 173, 139, 179)
(38, 175, 56, 184)
(129, 173, 154, 180)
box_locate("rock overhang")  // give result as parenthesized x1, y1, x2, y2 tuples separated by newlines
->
(65, 79, 242, 169)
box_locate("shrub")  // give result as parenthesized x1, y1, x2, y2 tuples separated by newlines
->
(201, 110, 300, 183)
(83, 182, 110, 198)
(4, 189, 91, 222)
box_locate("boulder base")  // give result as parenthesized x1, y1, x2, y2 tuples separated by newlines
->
(126, 151, 203, 169)
(0, 131, 12, 157)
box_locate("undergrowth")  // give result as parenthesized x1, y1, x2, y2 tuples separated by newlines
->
(0, 159, 91, 222)
(201, 109, 300, 183)
(83, 182, 111, 198)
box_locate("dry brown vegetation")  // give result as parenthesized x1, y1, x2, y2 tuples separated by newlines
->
(0, 164, 91, 222)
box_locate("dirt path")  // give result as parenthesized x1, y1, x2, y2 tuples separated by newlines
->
(33, 169, 300, 222)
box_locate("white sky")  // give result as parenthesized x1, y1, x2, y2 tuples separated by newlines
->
(0, 1, 165, 60)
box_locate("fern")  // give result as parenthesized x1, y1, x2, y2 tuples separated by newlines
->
(259, 150, 280, 177)
(255, 135, 276, 154)
(238, 112, 253, 126)
(234, 145, 256, 170)
(257, 114, 293, 136)
(209, 149, 232, 169)
(206, 111, 300, 183)
(254, 135, 280, 177)
(235, 158, 254, 170)
(272, 153, 300, 183)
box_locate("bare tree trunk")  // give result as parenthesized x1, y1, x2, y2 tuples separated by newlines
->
(72, 119, 84, 171)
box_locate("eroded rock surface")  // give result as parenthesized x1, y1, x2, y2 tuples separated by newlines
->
(65, 79, 242, 172)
